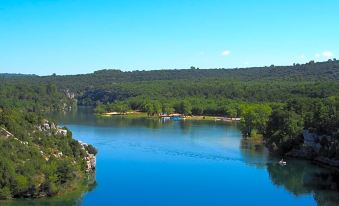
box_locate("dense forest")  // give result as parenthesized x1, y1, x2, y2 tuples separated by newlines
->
(0, 83, 96, 200)
(3, 59, 339, 92)
(1, 59, 339, 168)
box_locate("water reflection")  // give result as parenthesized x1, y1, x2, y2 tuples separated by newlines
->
(1, 178, 96, 206)
(240, 138, 270, 168)
(241, 137, 339, 206)
(267, 160, 339, 206)
(49, 107, 232, 130)
(11, 107, 337, 206)
(49, 107, 170, 129)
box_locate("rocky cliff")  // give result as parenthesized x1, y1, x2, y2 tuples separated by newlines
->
(78, 140, 96, 172)
(287, 130, 339, 167)
(37, 119, 97, 172)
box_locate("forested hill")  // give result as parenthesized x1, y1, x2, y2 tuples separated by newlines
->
(0, 73, 36, 78)
(0, 83, 97, 200)
(1, 59, 339, 168)
(2, 60, 339, 92)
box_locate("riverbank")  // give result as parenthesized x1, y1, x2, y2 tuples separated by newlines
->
(100, 111, 148, 118)
(38, 107, 339, 206)
(99, 111, 241, 122)
(0, 175, 96, 204)
(263, 129, 339, 169)
(0, 118, 97, 201)
(284, 130, 339, 168)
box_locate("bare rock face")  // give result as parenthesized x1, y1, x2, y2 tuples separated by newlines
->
(35, 120, 96, 172)
(78, 141, 96, 172)
(36, 119, 52, 132)
(303, 130, 322, 153)
(85, 153, 96, 172)
(42, 121, 50, 130)
(287, 129, 339, 168)
(50, 122, 56, 130)
(64, 89, 75, 99)
(56, 128, 68, 136)
(36, 120, 68, 136)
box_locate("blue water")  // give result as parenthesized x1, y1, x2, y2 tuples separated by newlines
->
(72, 123, 313, 206)
(4, 108, 339, 206)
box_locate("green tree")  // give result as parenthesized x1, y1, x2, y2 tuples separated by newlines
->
(13, 175, 29, 195)
(46, 83, 57, 95)
(114, 102, 129, 114)
(265, 109, 304, 153)
(0, 156, 15, 188)
(240, 104, 272, 137)
(153, 101, 162, 115)
(180, 100, 192, 115)
(192, 104, 204, 115)
(144, 102, 155, 116)
(162, 103, 174, 114)
(0, 187, 12, 199)
(94, 102, 106, 114)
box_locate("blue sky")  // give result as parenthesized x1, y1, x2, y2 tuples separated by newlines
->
(0, 0, 338, 75)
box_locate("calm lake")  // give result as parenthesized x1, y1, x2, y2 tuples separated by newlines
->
(3, 108, 339, 206)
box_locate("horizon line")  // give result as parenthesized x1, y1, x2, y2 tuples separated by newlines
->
(1, 59, 337, 77)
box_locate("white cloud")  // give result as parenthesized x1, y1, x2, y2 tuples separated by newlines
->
(322, 51, 333, 58)
(221, 50, 231, 56)
(315, 51, 334, 59)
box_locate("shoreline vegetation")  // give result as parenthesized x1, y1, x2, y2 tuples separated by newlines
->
(56, 60, 339, 169)
(1, 60, 339, 200)
(99, 111, 241, 122)
(0, 83, 97, 200)
(0, 174, 96, 204)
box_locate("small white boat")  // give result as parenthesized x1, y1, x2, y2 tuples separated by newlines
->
(279, 159, 287, 166)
